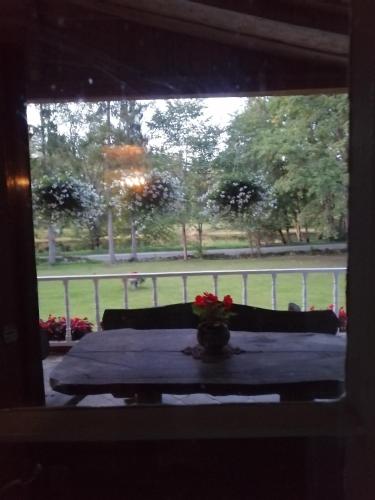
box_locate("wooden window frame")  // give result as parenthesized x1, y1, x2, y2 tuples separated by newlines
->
(0, 3, 373, 459)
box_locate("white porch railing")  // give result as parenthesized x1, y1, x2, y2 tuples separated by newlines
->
(37, 267, 346, 340)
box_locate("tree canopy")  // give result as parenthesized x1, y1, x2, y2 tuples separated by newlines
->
(28, 95, 349, 259)
(217, 95, 348, 240)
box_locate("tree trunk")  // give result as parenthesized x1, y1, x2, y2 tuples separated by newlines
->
(47, 225, 56, 265)
(40, 104, 47, 170)
(286, 227, 291, 244)
(197, 222, 203, 256)
(278, 229, 287, 245)
(295, 222, 302, 242)
(246, 229, 254, 255)
(105, 102, 116, 264)
(255, 231, 262, 257)
(338, 215, 348, 239)
(106, 101, 111, 142)
(89, 223, 101, 250)
(130, 219, 138, 261)
(181, 223, 188, 261)
(107, 208, 116, 264)
(324, 195, 336, 239)
(304, 225, 310, 243)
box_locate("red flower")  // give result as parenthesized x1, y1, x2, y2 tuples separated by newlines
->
(338, 307, 347, 319)
(39, 315, 93, 341)
(203, 292, 218, 305)
(192, 292, 234, 324)
(194, 295, 205, 307)
(223, 295, 233, 309)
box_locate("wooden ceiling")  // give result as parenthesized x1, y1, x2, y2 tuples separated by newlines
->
(2, 0, 349, 101)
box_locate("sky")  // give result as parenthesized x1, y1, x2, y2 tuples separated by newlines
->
(203, 97, 246, 125)
(144, 97, 247, 127)
(27, 97, 247, 153)
(27, 97, 247, 129)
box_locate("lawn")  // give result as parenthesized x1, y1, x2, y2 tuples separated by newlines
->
(36, 254, 347, 323)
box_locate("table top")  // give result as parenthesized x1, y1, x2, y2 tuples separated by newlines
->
(50, 329, 346, 400)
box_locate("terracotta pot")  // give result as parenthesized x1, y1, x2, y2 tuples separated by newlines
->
(197, 322, 230, 354)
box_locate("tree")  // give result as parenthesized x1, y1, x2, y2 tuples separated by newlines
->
(29, 100, 150, 261)
(148, 99, 221, 259)
(216, 95, 349, 241)
(29, 104, 83, 259)
(29, 103, 82, 177)
(32, 174, 103, 264)
(120, 170, 182, 259)
(79, 100, 149, 262)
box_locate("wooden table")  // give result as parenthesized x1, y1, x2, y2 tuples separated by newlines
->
(50, 329, 346, 402)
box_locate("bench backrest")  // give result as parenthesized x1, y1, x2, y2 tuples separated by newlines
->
(102, 303, 339, 334)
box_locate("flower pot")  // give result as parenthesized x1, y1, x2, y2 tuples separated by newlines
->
(71, 330, 87, 341)
(197, 322, 230, 354)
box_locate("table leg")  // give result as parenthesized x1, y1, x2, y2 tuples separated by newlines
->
(279, 382, 344, 402)
(124, 392, 162, 405)
(63, 395, 86, 406)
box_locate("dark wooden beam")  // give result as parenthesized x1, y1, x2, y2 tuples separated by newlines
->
(27, 24, 347, 101)
(67, 0, 348, 65)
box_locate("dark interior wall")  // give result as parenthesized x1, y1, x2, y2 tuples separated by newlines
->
(0, 45, 44, 408)
(0, 437, 344, 500)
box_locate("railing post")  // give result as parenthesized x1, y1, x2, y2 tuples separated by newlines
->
(63, 279, 71, 341)
(302, 272, 308, 311)
(122, 278, 129, 309)
(271, 272, 277, 310)
(152, 276, 158, 306)
(242, 273, 248, 305)
(333, 271, 339, 314)
(182, 275, 188, 303)
(93, 278, 101, 331)
(213, 274, 218, 296)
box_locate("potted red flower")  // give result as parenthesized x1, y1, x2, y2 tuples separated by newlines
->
(70, 316, 94, 340)
(39, 315, 93, 341)
(39, 315, 66, 341)
(192, 292, 235, 353)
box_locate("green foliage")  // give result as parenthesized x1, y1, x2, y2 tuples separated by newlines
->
(217, 95, 349, 240)
(29, 95, 348, 254)
(138, 218, 179, 247)
(148, 99, 222, 255)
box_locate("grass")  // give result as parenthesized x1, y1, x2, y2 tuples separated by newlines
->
(36, 254, 347, 323)
(35, 237, 343, 257)
(35, 225, 343, 256)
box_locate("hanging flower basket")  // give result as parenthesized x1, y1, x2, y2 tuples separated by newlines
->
(121, 170, 182, 221)
(206, 176, 274, 223)
(32, 174, 103, 226)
